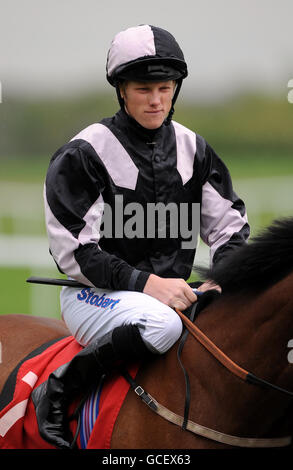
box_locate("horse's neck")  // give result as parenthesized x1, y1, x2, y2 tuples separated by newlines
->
(197, 276, 293, 375)
(184, 275, 293, 440)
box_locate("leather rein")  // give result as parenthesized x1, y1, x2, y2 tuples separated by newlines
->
(123, 301, 293, 448)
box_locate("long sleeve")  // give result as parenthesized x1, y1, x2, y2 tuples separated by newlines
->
(199, 140, 250, 266)
(44, 139, 150, 291)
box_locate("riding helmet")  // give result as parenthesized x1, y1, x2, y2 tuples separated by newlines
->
(106, 24, 188, 85)
(106, 25, 188, 123)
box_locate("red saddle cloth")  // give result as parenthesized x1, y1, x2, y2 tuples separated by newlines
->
(0, 336, 138, 449)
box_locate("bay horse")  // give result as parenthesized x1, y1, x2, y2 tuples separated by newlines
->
(1, 217, 293, 449)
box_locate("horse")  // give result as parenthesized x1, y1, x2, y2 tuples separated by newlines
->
(1, 217, 293, 449)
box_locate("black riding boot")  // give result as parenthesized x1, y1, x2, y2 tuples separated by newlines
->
(33, 324, 153, 449)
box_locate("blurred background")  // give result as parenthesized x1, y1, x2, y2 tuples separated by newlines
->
(0, 0, 292, 318)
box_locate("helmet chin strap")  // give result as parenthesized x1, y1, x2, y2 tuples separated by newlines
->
(165, 78, 182, 125)
(115, 78, 183, 127)
(115, 85, 126, 113)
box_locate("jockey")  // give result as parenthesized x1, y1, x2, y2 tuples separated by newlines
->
(38, 25, 250, 448)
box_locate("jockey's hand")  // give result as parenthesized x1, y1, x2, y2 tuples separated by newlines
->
(197, 279, 222, 294)
(143, 274, 197, 310)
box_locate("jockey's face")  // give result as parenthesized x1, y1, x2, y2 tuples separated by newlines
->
(119, 80, 175, 129)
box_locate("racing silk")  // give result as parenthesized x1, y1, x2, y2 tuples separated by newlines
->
(44, 110, 249, 291)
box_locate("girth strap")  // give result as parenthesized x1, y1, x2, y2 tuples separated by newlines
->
(122, 370, 292, 448)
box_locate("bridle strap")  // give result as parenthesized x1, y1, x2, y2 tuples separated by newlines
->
(175, 308, 247, 380)
(176, 302, 198, 430)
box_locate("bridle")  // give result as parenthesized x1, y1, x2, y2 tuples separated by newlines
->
(123, 301, 293, 448)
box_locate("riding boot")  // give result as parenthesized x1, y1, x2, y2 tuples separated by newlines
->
(33, 324, 154, 449)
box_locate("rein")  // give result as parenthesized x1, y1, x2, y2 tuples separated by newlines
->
(175, 307, 293, 398)
(123, 300, 293, 448)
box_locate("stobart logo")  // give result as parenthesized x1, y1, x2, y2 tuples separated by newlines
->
(92, 196, 200, 249)
(77, 288, 121, 310)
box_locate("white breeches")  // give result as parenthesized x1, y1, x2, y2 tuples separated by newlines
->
(60, 286, 183, 354)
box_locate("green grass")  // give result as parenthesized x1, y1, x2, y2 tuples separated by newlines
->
(1, 149, 292, 186)
(0, 158, 48, 182)
(0, 266, 63, 317)
(0, 267, 32, 315)
(224, 152, 293, 179)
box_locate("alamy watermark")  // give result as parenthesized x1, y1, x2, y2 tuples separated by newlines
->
(93, 196, 201, 249)
(288, 79, 293, 104)
(287, 339, 293, 363)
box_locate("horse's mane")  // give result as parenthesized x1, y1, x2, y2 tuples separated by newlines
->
(198, 217, 293, 295)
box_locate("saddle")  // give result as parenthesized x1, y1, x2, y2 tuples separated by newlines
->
(0, 336, 138, 449)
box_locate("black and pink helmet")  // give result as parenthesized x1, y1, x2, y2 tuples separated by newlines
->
(106, 24, 188, 85)
(106, 25, 188, 122)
